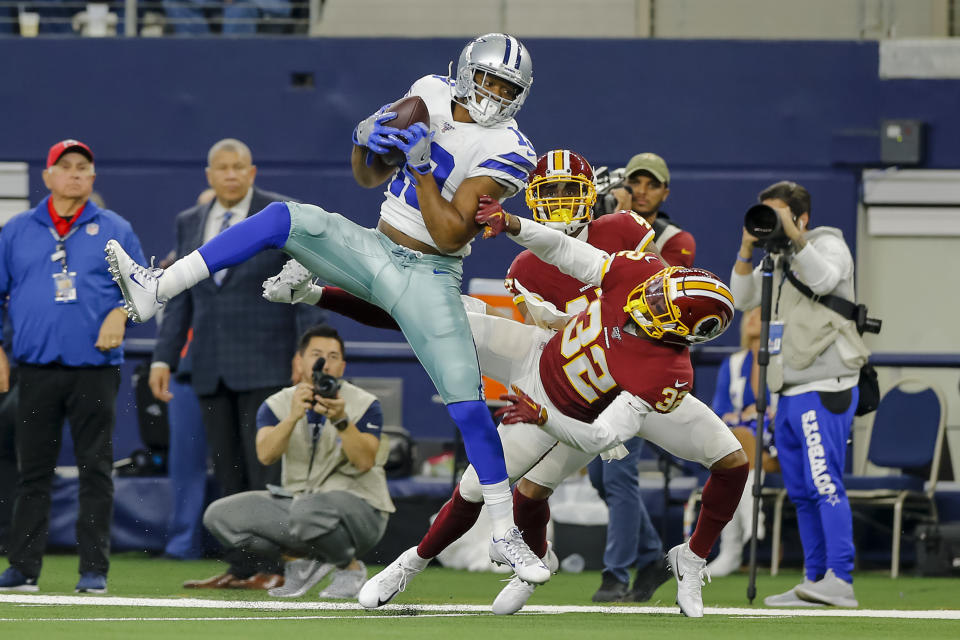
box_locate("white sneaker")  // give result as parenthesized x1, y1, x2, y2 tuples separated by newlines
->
(489, 527, 551, 585)
(667, 542, 711, 618)
(491, 542, 559, 615)
(261, 259, 322, 305)
(104, 239, 165, 322)
(794, 569, 858, 607)
(268, 558, 333, 598)
(318, 562, 367, 599)
(357, 547, 428, 609)
(706, 521, 743, 578)
(763, 581, 827, 607)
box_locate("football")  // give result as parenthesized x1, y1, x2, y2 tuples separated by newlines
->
(379, 95, 430, 166)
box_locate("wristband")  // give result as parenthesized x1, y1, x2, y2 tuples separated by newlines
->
(736, 253, 752, 263)
(332, 417, 349, 432)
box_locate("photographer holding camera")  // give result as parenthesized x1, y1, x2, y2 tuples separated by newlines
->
(732, 181, 871, 608)
(597, 152, 696, 267)
(198, 325, 394, 599)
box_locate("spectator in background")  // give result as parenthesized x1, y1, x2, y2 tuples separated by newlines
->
(203, 325, 392, 598)
(608, 153, 695, 267)
(0, 140, 146, 593)
(149, 138, 325, 588)
(732, 181, 869, 608)
(163, 0, 293, 35)
(708, 306, 779, 576)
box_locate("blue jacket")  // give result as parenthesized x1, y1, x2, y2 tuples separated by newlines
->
(0, 196, 146, 367)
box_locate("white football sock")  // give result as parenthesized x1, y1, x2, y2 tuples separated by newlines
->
(481, 480, 514, 538)
(157, 250, 210, 301)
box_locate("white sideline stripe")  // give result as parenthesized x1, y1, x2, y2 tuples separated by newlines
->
(0, 614, 477, 622)
(0, 595, 959, 619)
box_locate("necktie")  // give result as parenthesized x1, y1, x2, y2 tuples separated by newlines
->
(212, 211, 234, 286)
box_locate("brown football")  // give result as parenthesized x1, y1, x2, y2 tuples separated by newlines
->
(379, 96, 430, 166)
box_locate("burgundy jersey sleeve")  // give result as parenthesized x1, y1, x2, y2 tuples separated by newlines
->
(660, 230, 696, 267)
(588, 212, 656, 253)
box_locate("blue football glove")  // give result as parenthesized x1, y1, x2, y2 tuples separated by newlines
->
(389, 122, 433, 176)
(352, 104, 401, 156)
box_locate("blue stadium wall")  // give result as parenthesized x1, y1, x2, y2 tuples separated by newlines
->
(1, 37, 958, 456)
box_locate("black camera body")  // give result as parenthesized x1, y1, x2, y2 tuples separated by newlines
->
(744, 204, 794, 252)
(311, 357, 341, 399)
(593, 166, 628, 217)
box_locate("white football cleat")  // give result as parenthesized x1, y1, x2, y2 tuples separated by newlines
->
(667, 542, 711, 618)
(491, 542, 559, 615)
(104, 239, 165, 323)
(489, 527, 551, 585)
(357, 547, 428, 609)
(261, 259, 322, 305)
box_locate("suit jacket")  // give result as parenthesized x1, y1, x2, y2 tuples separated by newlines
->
(153, 187, 325, 396)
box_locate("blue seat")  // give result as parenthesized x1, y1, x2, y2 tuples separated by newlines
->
(843, 378, 947, 577)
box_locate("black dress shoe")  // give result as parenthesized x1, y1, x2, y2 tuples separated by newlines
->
(624, 558, 671, 602)
(591, 571, 629, 602)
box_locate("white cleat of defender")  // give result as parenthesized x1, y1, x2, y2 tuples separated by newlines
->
(357, 547, 428, 609)
(104, 239, 165, 323)
(667, 542, 711, 618)
(489, 527, 551, 585)
(491, 542, 559, 615)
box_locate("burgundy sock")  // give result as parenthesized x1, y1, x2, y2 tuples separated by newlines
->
(513, 487, 550, 558)
(688, 462, 749, 558)
(321, 287, 400, 331)
(417, 486, 483, 559)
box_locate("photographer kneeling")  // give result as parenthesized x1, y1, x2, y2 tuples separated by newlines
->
(732, 182, 870, 608)
(202, 325, 394, 599)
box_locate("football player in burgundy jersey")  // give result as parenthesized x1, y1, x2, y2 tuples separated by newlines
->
(471, 196, 749, 618)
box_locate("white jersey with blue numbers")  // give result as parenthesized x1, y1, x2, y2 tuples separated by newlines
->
(379, 75, 537, 257)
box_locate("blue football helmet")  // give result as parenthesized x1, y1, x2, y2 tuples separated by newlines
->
(452, 33, 533, 126)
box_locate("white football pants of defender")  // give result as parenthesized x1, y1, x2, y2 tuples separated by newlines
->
(457, 311, 742, 503)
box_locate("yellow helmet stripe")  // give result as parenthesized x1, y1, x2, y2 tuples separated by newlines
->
(682, 280, 735, 305)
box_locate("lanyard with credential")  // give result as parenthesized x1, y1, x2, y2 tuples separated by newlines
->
(49, 225, 80, 304)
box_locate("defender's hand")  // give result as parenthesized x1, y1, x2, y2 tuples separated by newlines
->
(495, 385, 547, 426)
(476, 195, 510, 239)
(262, 259, 323, 305)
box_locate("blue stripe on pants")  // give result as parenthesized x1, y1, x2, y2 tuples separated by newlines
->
(775, 387, 858, 583)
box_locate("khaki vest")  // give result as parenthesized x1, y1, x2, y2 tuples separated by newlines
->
(265, 380, 396, 513)
(768, 227, 870, 392)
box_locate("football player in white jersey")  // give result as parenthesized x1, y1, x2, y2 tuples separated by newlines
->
(104, 33, 549, 585)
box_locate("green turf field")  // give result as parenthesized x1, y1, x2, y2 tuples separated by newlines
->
(1, 553, 958, 639)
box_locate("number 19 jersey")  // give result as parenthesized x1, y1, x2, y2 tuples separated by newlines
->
(378, 75, 537, 257)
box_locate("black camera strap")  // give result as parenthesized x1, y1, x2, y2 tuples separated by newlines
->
(783, 265, 859, 322)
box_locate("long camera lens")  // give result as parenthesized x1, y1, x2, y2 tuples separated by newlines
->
(744, 204, 791, 251)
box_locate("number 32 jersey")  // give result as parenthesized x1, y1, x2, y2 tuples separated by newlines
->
(537, 252, 694, 423)
(378, 75, 537, 257)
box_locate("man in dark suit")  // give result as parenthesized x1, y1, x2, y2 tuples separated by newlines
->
(149, 138, 325, 589)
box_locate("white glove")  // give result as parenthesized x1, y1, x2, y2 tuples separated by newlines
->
(262, 259, 324, 305)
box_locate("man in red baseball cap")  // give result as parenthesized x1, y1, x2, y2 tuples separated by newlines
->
(0, 139, 145, 595)
(46, 139, 94, 169)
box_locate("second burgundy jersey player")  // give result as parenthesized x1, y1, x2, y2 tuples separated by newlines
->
(537, 251, 694, 423)
(505, 212, 653, 316)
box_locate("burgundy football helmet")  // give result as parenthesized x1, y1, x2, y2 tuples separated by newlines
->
(624, 267, 735, 346)
(525, 150, 597, 235)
